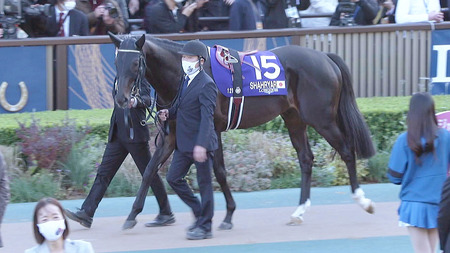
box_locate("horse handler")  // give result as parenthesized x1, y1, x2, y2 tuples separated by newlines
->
(158, 39, 218, 240)
(65, 67, 175, 229)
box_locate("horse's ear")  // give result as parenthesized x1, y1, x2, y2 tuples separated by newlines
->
(135, 34, 146, 51)
(108, 31, 122, 48)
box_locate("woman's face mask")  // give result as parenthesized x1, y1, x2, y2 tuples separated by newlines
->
(64, 1, 76, 10)
(36, 204, 66, 241)
(37, 219, 66, 241)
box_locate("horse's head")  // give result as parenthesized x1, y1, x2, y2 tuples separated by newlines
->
(109, 32, 146, 108)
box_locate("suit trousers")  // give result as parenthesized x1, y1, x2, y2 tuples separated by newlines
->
(81, 136, 171, 217)
(166, 149, 214, 232)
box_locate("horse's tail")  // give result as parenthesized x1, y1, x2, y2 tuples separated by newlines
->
(326, 53, 376, 159)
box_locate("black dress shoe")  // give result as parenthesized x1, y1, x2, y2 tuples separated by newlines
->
(65, 209, 93, 228)
(144, 213, 175, 227)
(186, 227, 212, 240)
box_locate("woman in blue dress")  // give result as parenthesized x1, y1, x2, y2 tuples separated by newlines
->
(388, 92, 450, 253)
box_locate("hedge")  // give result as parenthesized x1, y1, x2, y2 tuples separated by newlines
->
(0, 96, 449, 149)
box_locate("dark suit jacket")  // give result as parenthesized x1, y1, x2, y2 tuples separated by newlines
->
(108, 82, 152, 143)
(229, 0, 257, 30)
(44, 7, 89, 36)
(263, 0, 288, 29)
(144, 0, 199, 33)
(168, 71, 218, 153)
(439, 176, 450, 252)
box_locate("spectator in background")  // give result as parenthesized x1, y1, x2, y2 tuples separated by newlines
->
(229, 0, 258, 30)
(329, 0, 379, 26)
(41, 0, 89, 37)
(198, 0, 230, 31)
(76, 0, 126, 34)
(373, 0, 396, 24)
(387, 93, 450, 253)
(25, 198, 94, 253)
(440, 0, 449, 20)
(262, 0, 288, 29)
(144, 0, 207, 33)
(439, 176, 450, 253)
(395, 0, 443, 23)
(300, 0, 337, 27)
(0, 151, 9, 248)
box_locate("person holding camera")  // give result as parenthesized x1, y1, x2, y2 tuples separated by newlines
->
(395, 0, 443, 23)
(329, 0, 379, 26)
(42, 0, 89, 37)
(75, 0, 126, 34)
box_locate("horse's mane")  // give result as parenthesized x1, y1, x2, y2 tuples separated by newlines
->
(145, 36, 183, 55)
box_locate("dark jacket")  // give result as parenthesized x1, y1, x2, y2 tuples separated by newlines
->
(229, 0, 257, 30)
(44, 7, 89, 36)
(108, 82, 151, 143)
(263, 0, 288, 29)
(439, 176, 450, 253)
(144, 0, 199, 33)
(168, 71, 218, 152)
(329, 0, 379, 26)
(197, 0, 230, 31)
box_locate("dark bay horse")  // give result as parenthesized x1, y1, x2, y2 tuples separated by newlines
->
(109, 33, 376, 230)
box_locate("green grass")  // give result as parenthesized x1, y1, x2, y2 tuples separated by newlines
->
(356, 95, 450, 113)
(0, 108, 113, 128)
(1, 96, 448, 127)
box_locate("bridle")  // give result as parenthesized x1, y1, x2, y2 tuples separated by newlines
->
(115, 47, 165, 141)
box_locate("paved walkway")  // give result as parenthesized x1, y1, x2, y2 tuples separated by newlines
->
(3, 184, 416, 253)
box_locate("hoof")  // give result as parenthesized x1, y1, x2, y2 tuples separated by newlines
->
(122, 220, 137, 230)
(218, 222, 233, 230)
(287, 216, 303, 226)
(365, 201, 375, 214)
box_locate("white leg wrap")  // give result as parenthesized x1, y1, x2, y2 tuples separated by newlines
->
(352, 188, 375, 213)
(288, 199, 311, 225)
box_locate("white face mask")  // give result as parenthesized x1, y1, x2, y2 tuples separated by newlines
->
(64, 1, 76, 11)
(182, 60, 199, 75)
(37, 219, 66, 241)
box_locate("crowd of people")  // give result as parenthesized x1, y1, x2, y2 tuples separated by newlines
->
(0, 0, 449, 38)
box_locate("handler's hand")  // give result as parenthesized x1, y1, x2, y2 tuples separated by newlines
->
(158, 109, 169, 121)
(193, 145, 207, 162)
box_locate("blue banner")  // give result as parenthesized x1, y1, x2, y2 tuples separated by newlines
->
(430, 29, 450, 95)
(0, 46, 47, 113)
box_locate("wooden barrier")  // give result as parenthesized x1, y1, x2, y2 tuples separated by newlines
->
(0, 22, 449, 110)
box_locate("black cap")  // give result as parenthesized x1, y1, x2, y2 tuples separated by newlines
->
(179, 40, 208, 60)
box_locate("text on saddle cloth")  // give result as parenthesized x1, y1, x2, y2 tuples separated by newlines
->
(210, 46, 287, 97)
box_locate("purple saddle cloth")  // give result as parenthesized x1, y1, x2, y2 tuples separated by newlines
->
(210, 46, 287, 98)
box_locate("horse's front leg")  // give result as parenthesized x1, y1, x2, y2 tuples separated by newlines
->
(213, 132, 236, 230)
(122, 132, 176, 230)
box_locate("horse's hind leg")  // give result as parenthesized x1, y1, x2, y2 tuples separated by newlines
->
(313, 123, 375, 214)
(213, 132, 236, 230)
(281, 110, 314, 225)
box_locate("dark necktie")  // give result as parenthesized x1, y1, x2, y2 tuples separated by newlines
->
(58, 12, 65, 37)
(180, 76, 189, 96)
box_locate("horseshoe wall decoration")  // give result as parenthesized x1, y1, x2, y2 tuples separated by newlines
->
(0, 81, 29, 112)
